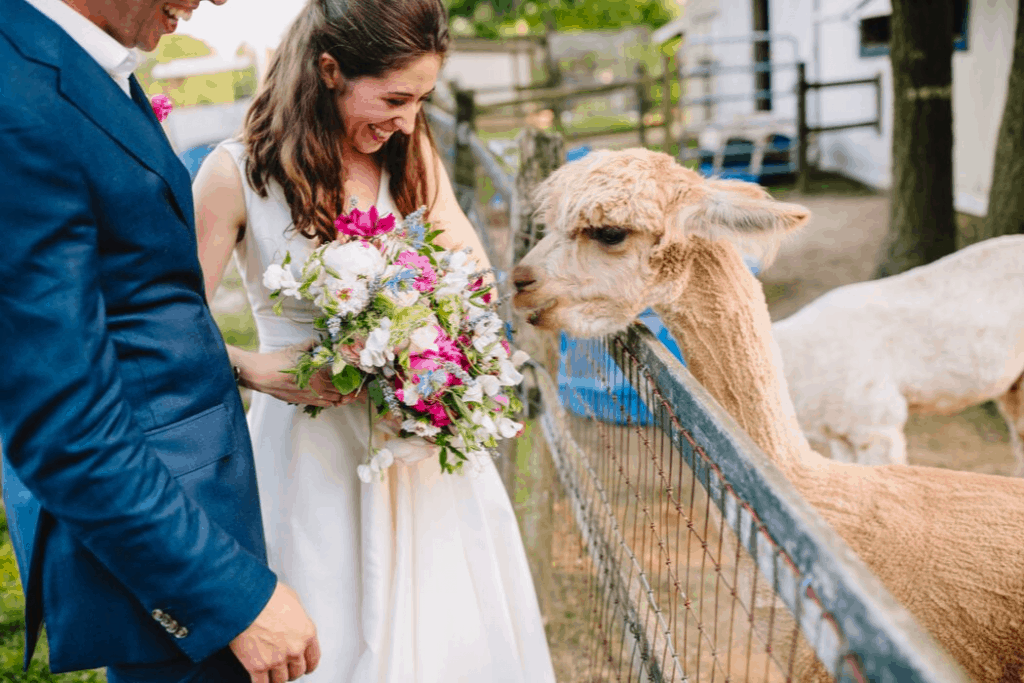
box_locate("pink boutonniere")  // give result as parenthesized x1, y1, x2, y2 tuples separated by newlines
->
(150, 94, 173, 122)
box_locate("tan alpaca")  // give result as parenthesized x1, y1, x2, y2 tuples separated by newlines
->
(512, 148, 1024, 682)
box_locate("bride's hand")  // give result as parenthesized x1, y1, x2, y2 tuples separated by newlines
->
(237, 340, 346, 408)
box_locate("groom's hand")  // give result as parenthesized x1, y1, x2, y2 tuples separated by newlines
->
(230, 581, 320, 682)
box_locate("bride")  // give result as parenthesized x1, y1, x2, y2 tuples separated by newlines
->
(192, 0, 556, 680)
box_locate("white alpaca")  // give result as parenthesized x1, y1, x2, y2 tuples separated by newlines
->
(772, 234, 1024, 470)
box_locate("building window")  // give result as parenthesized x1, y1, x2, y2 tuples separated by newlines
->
(859, 15, 890, 58)
(953, 0, 970, 51)
(858, 2, 970, 58)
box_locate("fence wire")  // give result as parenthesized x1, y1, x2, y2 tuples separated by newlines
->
(524, 329, 970, 683)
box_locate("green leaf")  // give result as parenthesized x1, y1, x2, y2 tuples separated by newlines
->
(367, 379, 385, 410)
(331, 364, 362, 395)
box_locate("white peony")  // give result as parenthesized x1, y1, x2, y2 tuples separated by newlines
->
(359, 318, 394, 370)
(402, 419, 441, 438)
(318, 275, 370, 317)
(322, 241, 386, 280)
(408, 324, 440, 355)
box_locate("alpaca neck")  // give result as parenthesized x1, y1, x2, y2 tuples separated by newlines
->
(652, 239, 819, 479)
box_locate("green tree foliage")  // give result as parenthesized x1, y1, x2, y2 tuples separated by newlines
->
(447, 0, 674, 38)
(135, 35, 258, 108)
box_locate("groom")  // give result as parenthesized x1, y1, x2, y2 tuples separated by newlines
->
(0, 0, 320, 681)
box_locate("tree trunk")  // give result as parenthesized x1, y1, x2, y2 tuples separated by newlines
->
(876, 0, 956, 277)
(964, 0, 1024, 246)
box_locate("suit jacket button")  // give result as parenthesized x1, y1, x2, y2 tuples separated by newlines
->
(173, 626, 189, 639)
(151, 609, 165, 621)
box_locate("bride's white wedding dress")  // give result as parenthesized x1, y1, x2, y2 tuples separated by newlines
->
(221, 140, 556, 683)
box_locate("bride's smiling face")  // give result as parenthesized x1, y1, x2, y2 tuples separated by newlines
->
(321, 54, 442, 156)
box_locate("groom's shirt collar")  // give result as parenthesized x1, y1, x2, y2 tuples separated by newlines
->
(24, 0, 142, 97)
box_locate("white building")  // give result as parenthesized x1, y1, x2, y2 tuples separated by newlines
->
(673, 0, 1016, 216)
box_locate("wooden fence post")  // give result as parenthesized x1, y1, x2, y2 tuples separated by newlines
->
(661, 51, 676, 156)
(453, 84, 478, 215)
(506, 126, 565, 623)
(635, 61, 649, 148)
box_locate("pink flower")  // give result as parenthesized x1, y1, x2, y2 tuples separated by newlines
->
(335, 206, 396, 238)
(150, 94, 173, 122)
(425, 401, 451, 427)
(397, 251, 437, 293)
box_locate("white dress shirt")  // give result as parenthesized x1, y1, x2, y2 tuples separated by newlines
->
(24, 0, 141, 97)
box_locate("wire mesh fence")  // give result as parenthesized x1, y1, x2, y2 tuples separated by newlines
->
(523, 327, 970, 683)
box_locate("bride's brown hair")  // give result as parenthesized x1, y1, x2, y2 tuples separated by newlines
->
(242, 0, 449, 244)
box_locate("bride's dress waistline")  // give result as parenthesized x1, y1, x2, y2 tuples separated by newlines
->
(253, 313, 318, 352)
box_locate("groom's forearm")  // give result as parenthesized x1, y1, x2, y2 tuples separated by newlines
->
(0, 112, 276, 662)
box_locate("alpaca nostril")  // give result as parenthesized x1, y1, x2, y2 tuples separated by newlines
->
(511, 265, 536, 293)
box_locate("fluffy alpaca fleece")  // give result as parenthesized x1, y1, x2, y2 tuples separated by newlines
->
(772, 234, 1024, 470)
(512, 148, 1024, 682)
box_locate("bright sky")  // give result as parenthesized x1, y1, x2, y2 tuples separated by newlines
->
(175, 0, 305, 56)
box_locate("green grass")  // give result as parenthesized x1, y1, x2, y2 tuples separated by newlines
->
(0, 507, 105, 682)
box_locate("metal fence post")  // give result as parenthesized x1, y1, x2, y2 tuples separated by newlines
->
(796, 61, 810, 194)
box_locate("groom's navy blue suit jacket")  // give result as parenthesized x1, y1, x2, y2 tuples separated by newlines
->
(0, 0, 277, 672)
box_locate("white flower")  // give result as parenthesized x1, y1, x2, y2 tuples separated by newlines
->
(473, 332, 498, 354)
(471, 410, 498, 439)
(462, 381, 484, 404)
(372, 447, 394, 470)
(383, 287, 420, 308)
(359, 318, 394, 370)
(478, 375, 502, 397)
(473, 312, 503, 339)
(511, 350, 530, 368)
(401, 382, 421, 406)
(496, 417, 522, 439)
(497, 358, 524, 387)
(322, 241, 386, 280)
(263, 264, 301, 298)
(318, 275, 370, 317)
(402, 419, 441, 437)
(486, 341, 509, 361)
(408, 324, 440, 355)
(357, 463, 375, 483)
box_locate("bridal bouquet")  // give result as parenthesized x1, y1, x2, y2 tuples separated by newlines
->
(263, 204, 528, 478)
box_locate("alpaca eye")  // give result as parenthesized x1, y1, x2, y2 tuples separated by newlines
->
(590, 227, 628, 246)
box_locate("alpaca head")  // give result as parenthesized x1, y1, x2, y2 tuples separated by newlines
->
(512, 148, 812, 337)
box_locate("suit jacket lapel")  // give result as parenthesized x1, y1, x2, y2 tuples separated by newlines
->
(58, 61, 195, 227)
(0, 0, 194, 228)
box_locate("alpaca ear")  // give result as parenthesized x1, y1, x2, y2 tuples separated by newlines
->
(682, 179, 811, 239)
